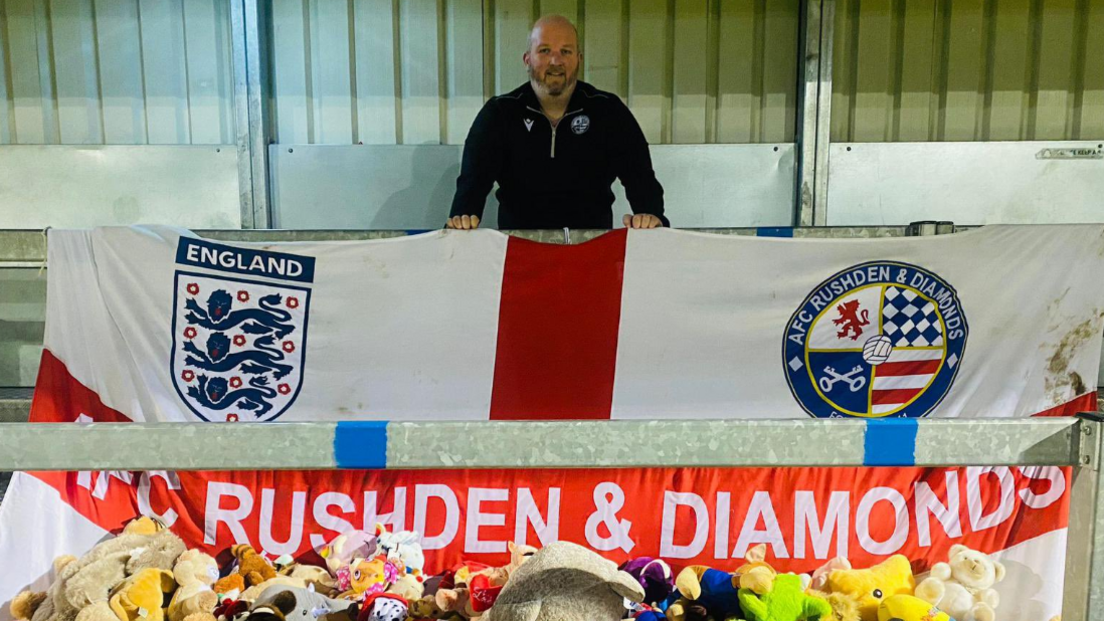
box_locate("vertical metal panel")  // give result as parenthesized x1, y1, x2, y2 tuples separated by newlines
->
(0, 3, 10, 144)
(626, 0, 669, 144)
(182, 0, 235, 144)
(5, 0, 52, 143)
(833, 0, 1104, 141)
(812, 0, 833, 226)
(353, 0, 398, 144)
(581, 0, 624, 94)
(48, 0, 102, 144)
(761, 2, 798, 142)
(716, 1, 759, 143)
(539, 0, 577, 22)
(93, 0, 147, 144)
(400, 0, 442, 144)
(796, 0, 820, 227)
(0, 0, 234, 145)
(1083, 2, 1104, 138)
(986, 0, 1030, 140)
(230, 0, 254, 225)
(671, 0, 708, 144)
(493, 0, 531, 95)
(1036, 0, 1078, 138)
(245, 0, 272, 227)
(445, 0, 485, 145)
(138, 0, 191, 144)
(263, 0, 799, 146)
(309, 0, 354, 144)
(271, 0, 312, 143)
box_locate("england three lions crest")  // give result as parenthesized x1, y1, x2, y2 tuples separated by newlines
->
(171, 238, 315, 422)
(783, 261, 968, 419)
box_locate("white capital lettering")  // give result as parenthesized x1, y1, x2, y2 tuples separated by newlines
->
(514, 488, 560, 546)
(967, 466, 1015, 531)
(794, 490, 849, 560)
(364, 487, 407, 532)
(714, 492, 731, 560)
(413, 485, 460, 550)
(660, 492, 709, 559)
(137, 471, 180, 527)
(1018, 466, 1066, 509)
(733, 491, 789, 559)
(310, 492, 356, 549)
(259, 488, 307, 557)
(466, 488, 509, 554)
(204, 481, 254, 546)
(914, 471, 963, 547)
(856, 487, 909, 555)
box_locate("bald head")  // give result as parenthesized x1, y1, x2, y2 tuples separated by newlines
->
(528, 15, 579, 51)
(524, 15, 581, 100)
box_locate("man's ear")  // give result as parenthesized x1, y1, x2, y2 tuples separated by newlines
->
(523, 51, 530, 66)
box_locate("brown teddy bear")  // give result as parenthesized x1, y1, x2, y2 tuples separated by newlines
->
(214, 545, 277, 596)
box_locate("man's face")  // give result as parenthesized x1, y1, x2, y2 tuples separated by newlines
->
(524, 22, 580, 97)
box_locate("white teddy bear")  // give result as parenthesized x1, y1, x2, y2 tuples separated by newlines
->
(915, 544, 1006, 621)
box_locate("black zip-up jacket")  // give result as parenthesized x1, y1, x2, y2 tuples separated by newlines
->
(449, 81, 667, 229)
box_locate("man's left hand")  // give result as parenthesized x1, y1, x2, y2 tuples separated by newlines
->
(622, 214, 664, 229)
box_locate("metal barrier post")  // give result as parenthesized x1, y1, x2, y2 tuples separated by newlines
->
(1064, 413, 1103, 621)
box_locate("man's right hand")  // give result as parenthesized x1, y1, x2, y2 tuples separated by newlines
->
(446, 215, 481, 230)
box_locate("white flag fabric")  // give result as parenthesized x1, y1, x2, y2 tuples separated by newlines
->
(32, 225, 1103, 423)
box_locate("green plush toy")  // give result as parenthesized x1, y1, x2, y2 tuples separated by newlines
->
(738, 574, 832, 621)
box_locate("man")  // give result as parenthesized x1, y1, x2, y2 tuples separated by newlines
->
(447, 15, 667, 230)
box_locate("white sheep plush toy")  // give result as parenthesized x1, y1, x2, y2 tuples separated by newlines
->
(914, 544, 1005, 621)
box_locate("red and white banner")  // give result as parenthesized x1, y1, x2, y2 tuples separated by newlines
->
(0, 464, 1071, 621)
(31, 225, 1104, 422)
(2, 225, 1101, 620)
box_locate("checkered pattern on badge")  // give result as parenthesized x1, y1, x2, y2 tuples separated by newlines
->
(881, 286, 944, 347)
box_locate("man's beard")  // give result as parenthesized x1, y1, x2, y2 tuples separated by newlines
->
(529, 65, 575, 97)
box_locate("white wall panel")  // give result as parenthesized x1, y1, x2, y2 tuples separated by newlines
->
(353, 0, 398, 144)
(265, 0, 798, 146)
(49, 0, 102, 144)
(138, 0, 191, 144)
(183, 0, 235, 144)
(0, 145, 240, 227)
(0, 0, 233, 145)
(94, 0, 148, 144)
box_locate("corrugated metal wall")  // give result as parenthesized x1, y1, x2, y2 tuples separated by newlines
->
(0, 0, 235, 145)
(268, 0, 800, 145)
(832, 0, 1104, 142)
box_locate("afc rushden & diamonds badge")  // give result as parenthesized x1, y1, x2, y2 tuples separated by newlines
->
(783, 261, 968, 419)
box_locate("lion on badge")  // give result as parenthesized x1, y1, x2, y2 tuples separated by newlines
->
(832, 300, 869, 340)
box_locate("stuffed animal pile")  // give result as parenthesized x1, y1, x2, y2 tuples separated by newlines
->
(9, 516, 1035, 621)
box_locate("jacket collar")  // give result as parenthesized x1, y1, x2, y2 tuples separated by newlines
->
(520, 80, 590, 114)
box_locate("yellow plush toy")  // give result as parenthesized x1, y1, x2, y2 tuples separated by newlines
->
(825, 556, 915, 621)
(877, 594, 952, 621)
(109, 568, 177, 621)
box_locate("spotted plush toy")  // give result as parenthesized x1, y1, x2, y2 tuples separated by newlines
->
(356, 594, 408, 621)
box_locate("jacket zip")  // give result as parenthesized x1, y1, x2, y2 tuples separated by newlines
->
(527, 106, 583, 159)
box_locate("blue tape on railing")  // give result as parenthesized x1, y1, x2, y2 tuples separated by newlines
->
(334, 421, 389, 469)
(756, 227, 794, 238)
(863, 419, 918, 466)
